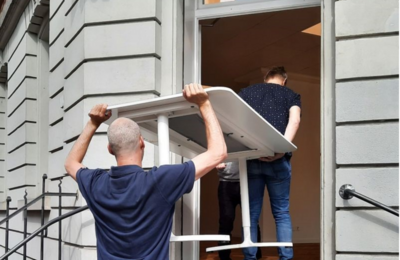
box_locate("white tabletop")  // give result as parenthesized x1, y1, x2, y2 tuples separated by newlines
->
(107, 87, 296, 159)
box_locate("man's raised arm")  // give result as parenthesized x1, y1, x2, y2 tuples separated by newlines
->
(183, 84, 227, 180)
(64, 104, 112, 180)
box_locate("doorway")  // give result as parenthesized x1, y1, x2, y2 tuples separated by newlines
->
(198, 7, 321, 260)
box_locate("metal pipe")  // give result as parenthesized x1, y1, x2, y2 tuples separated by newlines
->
(5, 196, 11, 260)
(238, 157, 251, 242)
(0, 206, 89, 260)
(23, 190, 27, 260)
(58, 180, 62, 260)
(157, 113, 170, 165)
(339, 184, 399, 217)
(40, 174, 47, 260)
(0, 192, 77, 227)
(0, 195, 43, 226)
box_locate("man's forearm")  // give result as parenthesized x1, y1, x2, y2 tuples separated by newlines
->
(65, 120, 99, 178)
(199, 100, 227, 160)
(284, 120, 300, 142)
(284, 106, 301, 142)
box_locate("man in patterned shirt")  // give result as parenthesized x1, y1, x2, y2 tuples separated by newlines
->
(239, 66, 301, 260)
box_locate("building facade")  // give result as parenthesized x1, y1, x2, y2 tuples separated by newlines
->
(0, 0, 398, 259)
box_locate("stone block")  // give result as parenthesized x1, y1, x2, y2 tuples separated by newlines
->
(49, 0, 66, 44)
(7, 33, 37, 77)
(48, 120, 64, 152)
(2, 8, 30, 61)
(64, 135, 115, 170)
(48, 176, 83, 207)
(49, 90, 64, 125)
(7, 100, 37, 135)
(49, 60, 64, 98)
(6, 186, 37, 208)
(64, 0, 161, 45)
(6, 165, 37, 190)
(0, 144, 4, 159)
(336, 0, 399, 38)
(7, 78, 37, 115)
(64, 0, 79, 16)
(0, 85, 6, 97)
(63, 57, 161, 110)
(7, 144, 37, 171)
(63, 93, 158, 141)
(64, 21, 161, 77)
(6, 229, 42, 259)
(336, 36, 399, 80)
(0, 176, 4, 190)
(336, 167, 399, 207)
(7, 56, 37, 98)
(0, 113, 5, 127)
(0, 161, 5, 175)
(0, 98, 6, 112)
(47, 207, 96, 247)
(49, 33, 65, 71)
(48, 148, 67, 179)
(0, 129, 5, 143)
(7, 122, 37, 152)
(50, 0, 64, 18)
(336, 123, 399, 164)
(336, 210, 399, 252)
(62, 243, 97, 260)
(42, 238, 59, 260)
(336, 78, 399, 122)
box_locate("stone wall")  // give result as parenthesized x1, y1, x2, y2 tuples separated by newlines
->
(334, 0, 399, 258)
(0, 0, 184, 259)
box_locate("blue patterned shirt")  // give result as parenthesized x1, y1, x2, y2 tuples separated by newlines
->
(238, 83, 301, 135)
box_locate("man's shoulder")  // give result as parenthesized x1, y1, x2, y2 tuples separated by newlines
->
(283, 85, 298, 93)
(243, 83, 266, 91)
(150, 161, 195, 174)
(77, 167, 107, 177)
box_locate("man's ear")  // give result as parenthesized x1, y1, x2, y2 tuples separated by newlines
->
(107, 143, 114, 155)
(140, 136, 145, 149)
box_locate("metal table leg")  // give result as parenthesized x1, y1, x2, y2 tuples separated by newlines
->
(206, 157, 292, 252)
(156, 114, 229, 243)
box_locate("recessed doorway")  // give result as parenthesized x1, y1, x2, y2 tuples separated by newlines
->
(199, 7, 321, 260)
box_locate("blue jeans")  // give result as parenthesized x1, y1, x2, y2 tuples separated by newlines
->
(242, 158, 293, 260)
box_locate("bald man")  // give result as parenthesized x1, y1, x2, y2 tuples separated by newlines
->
(64, 84, 227, 260)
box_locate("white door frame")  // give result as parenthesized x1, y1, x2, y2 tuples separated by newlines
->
(183, 0, 336, 260)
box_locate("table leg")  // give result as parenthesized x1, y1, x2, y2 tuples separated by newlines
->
(206, 157, 293, 252)
(157, 113, 230, 243)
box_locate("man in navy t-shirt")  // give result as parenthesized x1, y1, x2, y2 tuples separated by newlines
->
(64, 83, 227, 260)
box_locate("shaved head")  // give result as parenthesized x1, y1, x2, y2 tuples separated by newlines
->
(107, 118, 141, 157)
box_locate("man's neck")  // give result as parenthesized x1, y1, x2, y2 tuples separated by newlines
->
(266, 79, 284, 86)
(116, 154, 143, 167)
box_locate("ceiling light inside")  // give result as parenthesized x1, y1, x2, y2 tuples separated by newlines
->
(302, 23, 321, 36)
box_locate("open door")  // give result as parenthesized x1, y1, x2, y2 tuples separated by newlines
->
(184, 0, 325, 259)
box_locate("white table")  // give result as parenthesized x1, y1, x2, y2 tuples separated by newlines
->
(106, 87, 296, 249)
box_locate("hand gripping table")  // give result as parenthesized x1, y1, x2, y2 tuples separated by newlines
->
(106, 87, 297, 250)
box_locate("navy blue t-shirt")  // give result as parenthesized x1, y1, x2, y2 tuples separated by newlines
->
(238, 83, 301, 135)
(76, 161, 195, 260)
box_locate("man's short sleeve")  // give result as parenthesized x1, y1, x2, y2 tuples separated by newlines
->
(238, 88, 247, 101)
(287, 91, 301, 110)
(153, 161, 196, 205)
(76, 168, 98, 203)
